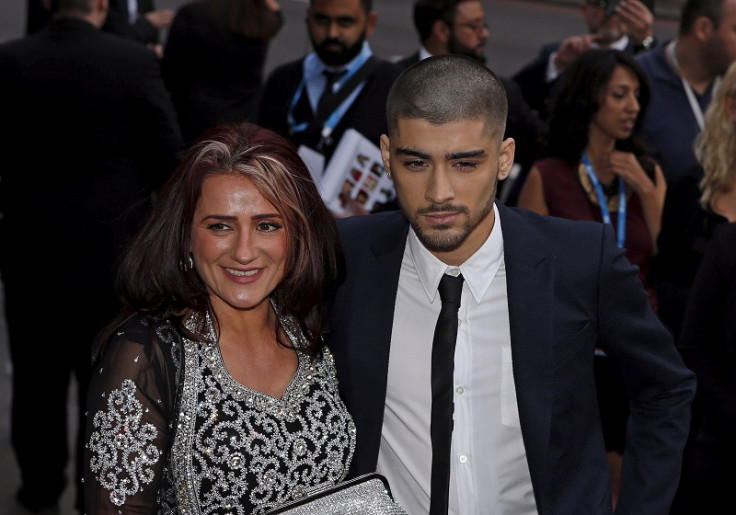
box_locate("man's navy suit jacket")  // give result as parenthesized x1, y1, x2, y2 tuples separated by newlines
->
(327, 204, 695, 514)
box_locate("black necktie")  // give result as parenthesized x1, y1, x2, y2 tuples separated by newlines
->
(430, 273, 464, 515)
(317, 69, 346, 118)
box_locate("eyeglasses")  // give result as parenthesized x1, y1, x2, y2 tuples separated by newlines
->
(454, 21, 489, 34)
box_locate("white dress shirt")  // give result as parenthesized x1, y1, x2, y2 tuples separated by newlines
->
(377, 204, 538, 514)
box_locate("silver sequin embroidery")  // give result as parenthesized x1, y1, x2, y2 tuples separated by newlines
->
(89, 307, 355, 514)
(88, 378, 161, 506)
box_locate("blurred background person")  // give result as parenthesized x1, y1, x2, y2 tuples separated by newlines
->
(257, 0, 401, 169)
(512, 0, 657, 120)
(83, 122, 356, 514)
(674, 222, 736, 514)
(162, 0, 283, 146)
(516, 48, 666, 507)
(102, 0, 174, 57)
(0, 0, 183, 511)
(651, 56, 736, 342)
(635, 0, 736, 184)
(25, 0, 53, 34)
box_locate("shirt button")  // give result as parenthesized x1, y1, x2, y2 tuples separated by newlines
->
(459, 455, 468, 463)
(456, 387, 465, 395)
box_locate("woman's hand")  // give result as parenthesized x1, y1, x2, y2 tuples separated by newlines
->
(603, 151, 666, 252)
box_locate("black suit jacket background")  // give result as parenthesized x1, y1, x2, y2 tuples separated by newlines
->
(0, 18, 183, 294)
(257, 57, 402, 166)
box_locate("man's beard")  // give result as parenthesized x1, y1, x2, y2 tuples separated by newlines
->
(447, 33, 486, 64)
(407, 192, 494, 253)
(311, 30, 367, 67)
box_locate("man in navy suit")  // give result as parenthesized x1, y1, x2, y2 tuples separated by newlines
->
(326, 54, 695, 514)
(0, 0, 183, 511)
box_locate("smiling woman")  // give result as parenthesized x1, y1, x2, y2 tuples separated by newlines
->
(82, 121, 357, 515)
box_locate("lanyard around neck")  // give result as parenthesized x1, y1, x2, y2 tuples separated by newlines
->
(667, 40, 721, 131)
(286, 50, 370, 141)
(581, 153, 627, 248)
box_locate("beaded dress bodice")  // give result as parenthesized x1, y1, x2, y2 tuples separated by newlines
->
(85, 308, 356, 514)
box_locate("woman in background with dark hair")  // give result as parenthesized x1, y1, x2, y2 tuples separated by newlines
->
(517, 47, 666, 507)
(83, 121, 355, 514)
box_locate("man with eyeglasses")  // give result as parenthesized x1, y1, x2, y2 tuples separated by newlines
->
(396, 0, 544, 207)
(511, 0, 656, 121)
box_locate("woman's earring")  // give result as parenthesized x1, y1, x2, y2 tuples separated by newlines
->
(180, 253, 194, 272)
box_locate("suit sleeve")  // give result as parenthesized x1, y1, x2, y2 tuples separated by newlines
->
(510, 44, 558, 118)
(595, 225, 696, 514)
(139, 50, 184, 188)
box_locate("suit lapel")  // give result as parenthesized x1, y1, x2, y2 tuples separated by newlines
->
(338, 214, 408, 475)
(497, 205, 554, 486)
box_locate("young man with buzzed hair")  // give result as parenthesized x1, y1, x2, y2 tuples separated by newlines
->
(327, 54, 695, 515)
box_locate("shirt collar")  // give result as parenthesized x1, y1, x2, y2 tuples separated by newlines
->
(409, 203, 504, 304)
(418, 45, 434, 62)
(592, 34, 629, 51)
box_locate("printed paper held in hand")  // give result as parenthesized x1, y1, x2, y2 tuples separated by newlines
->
(306, 129, 395, 216)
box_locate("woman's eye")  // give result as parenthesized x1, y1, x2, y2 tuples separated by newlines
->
(206, 222, 231, 231)
(257, 221, 282, 232)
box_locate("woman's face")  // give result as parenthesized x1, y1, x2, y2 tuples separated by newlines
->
(190, 173, 288, 314)
(591, 64, 641, 141)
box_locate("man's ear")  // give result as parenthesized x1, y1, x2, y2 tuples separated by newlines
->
(693, 15, 714, 42)
(365, 11, 378, 37)
(380, 134, 392, 178)
(498, 138, 516, 179)
(434, 19, 451, 44)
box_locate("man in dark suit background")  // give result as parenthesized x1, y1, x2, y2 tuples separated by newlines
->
(396, 0, 544, 205)
(0, 0, 183, 511)
(326, 54, 694, 514)
(102, 0, 173, 57)
(257, 0, 401, 171)
(511, 0, 657, 121)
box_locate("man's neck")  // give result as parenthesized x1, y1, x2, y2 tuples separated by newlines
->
(671, 38, 716, 95)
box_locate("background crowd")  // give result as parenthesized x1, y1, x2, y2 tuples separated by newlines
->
(0, 0, 732, 514)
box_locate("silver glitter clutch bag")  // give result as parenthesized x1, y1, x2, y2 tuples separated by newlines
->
(265, 473, 407, 514)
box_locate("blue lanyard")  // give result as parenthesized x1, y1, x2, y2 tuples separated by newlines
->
(286, 50, 370, 141)
(581, 153, 627, 248)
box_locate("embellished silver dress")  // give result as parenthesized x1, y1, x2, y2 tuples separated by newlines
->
(84, 308, 356, 514)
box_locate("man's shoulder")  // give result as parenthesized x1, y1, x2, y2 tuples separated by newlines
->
(336, 211, 408, 241)
(514, 41, 559, 71)
(395, 51, 419, 70)
(264, 58, 305, 82)
(635, 43, 673, 81)
(367, 57, 403, 82)
(501, 204, 606, 242)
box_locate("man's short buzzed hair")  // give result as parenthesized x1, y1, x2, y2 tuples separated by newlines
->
(385, 54, 508, 140)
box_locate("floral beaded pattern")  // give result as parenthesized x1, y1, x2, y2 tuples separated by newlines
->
(88, 379, 161, 506)
(87, 307, 356, 514)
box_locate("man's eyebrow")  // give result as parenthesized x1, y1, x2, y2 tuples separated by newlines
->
(395, 147, 431, 159)
(447, 149, 486, 160)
